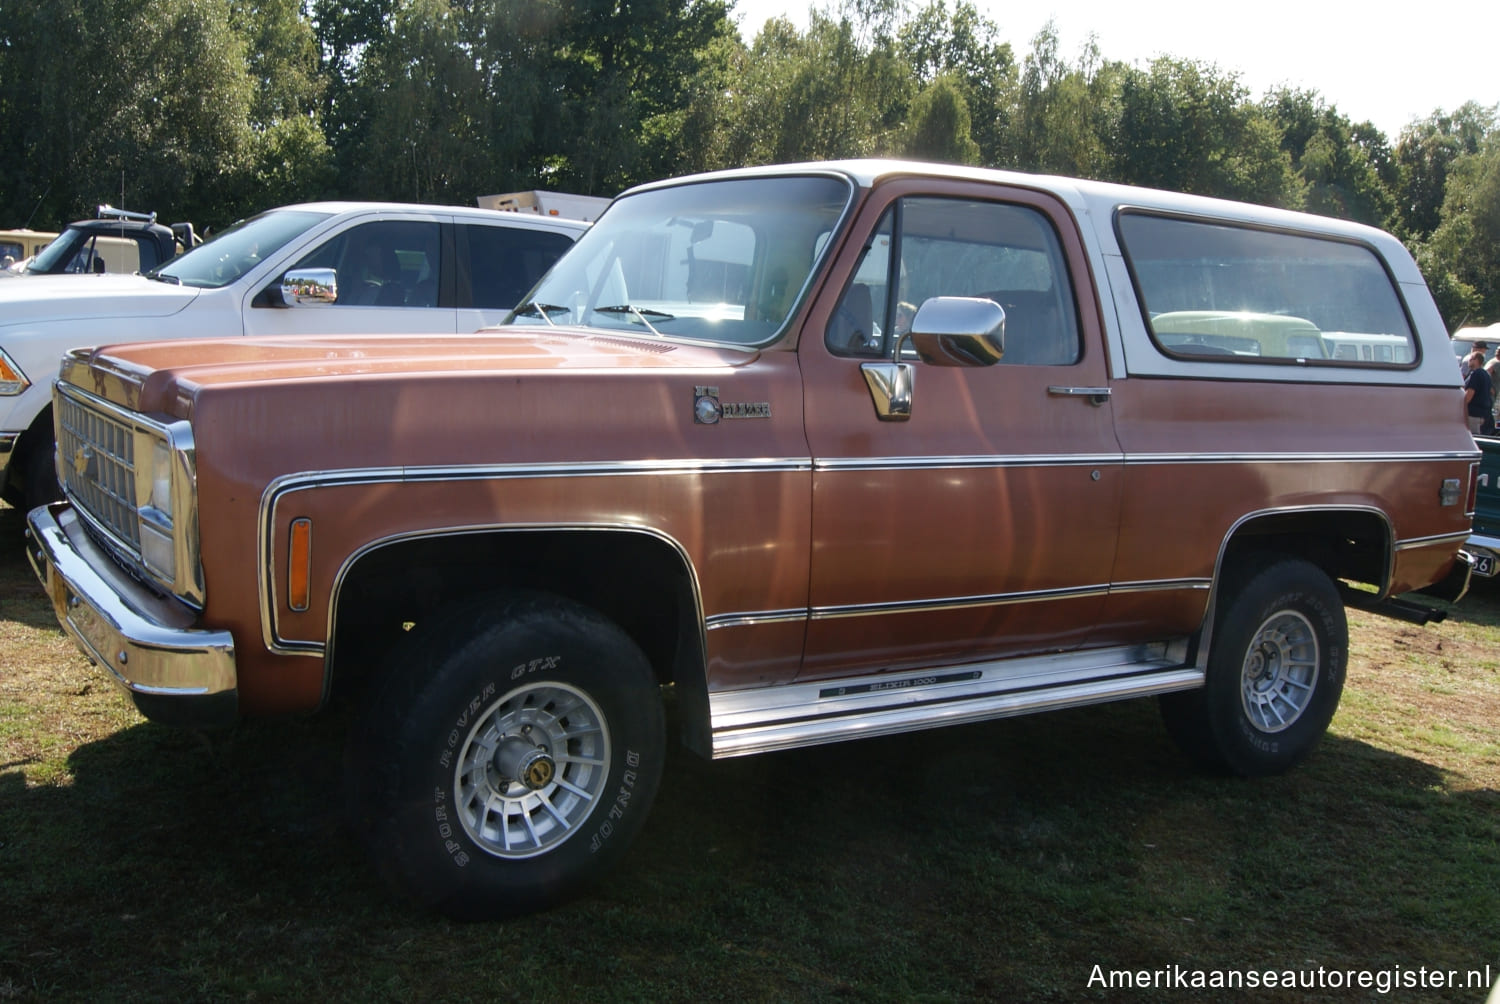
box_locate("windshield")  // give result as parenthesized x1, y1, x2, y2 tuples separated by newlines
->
(152, 209, 331, 289)
(27, 230, 91, 274)
(505, 175, 853, 347)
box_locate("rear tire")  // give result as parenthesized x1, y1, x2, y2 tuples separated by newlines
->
(346, 593, 665, 920)
(1161, 556, 1347, 776)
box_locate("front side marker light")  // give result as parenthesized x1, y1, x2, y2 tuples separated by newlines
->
(0, 350, 29, 395)
(288, 518, 313, 612)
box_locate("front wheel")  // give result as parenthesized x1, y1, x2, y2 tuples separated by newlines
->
(1161, 557, 1347, 776)
(347, 594, 665, 919)
(21, 434, 61, 512)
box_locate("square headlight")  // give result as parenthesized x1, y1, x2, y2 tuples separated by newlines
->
(133, 430, 179, 583)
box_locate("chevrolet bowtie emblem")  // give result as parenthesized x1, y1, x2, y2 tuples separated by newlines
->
(73, 444, 93, 479)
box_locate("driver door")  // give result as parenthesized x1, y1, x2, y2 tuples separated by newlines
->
(800, 182, 1125, 681)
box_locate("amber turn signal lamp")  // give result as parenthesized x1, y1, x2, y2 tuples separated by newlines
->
(287, 517, 312, 612)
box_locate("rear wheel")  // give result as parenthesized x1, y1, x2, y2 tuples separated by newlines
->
(346, 593, 665, 919)
(1161, 557, 1347, 776)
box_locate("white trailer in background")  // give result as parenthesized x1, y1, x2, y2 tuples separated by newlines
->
(477, 190, 610, 222)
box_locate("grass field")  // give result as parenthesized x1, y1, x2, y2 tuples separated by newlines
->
(2, 496, 1498, 1002)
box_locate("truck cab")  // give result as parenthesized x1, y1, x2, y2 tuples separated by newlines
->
(18, 205, 196, 276)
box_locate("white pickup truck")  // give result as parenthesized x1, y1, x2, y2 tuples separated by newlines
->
(0, 200, 590, 509)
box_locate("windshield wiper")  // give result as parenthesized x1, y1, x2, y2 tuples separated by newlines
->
(513, 301, 571, 326)
(146, 271, 181, 285)
(595, 304, 675, 335)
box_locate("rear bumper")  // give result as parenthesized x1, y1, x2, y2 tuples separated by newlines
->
(1463, 531, 1500, 579)
(26, 501, 238, 728)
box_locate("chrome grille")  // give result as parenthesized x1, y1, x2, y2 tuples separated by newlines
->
(57, 390, 141, 550)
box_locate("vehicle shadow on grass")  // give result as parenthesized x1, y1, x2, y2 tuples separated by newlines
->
(3, 694, 1496, 1000)
(1444, 572, 1500, 627)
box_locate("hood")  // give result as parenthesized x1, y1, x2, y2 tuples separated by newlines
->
(65, 326, 758, 414)
(0, 273, 197, 324)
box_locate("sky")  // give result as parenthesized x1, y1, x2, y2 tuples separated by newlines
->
(726, 0, 1499, 141)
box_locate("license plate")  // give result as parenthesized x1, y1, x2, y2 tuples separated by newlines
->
(1472, 550, 1497, 577)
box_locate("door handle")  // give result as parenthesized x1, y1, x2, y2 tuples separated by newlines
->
(1047, 385, 1112, 406)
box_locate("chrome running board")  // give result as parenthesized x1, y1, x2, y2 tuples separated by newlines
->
(709, 641, 1201, 758)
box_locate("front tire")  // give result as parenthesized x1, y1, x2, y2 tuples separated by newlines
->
(21, 434, 61, 513)
(347, 593, 665, 920)
(1161, 557, 1347, 776)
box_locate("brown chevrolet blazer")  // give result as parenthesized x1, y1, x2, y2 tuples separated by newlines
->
(28, 160, 1477, 919)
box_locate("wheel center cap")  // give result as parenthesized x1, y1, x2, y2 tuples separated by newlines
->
(522, 753, 556, 790)
(494, 736, 557, 791)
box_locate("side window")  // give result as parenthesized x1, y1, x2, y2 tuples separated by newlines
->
(826, 197, 1081, 365)
(463, 225, 574, 310)
(293, 221, 441, 308)
(826, 211, 894, 357)
(1118, 212, 1417, 366)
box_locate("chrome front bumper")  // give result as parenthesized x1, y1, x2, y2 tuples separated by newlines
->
(26, 502, 238, 727)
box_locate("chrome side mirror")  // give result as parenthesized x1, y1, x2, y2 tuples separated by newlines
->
(280, 267, 338, 307)
(903, 296, 1005, 367)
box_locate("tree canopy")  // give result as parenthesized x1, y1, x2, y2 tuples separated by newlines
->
(0, 0, 1495, 326)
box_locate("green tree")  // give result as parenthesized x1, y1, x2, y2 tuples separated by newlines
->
(0, 0, 258, 228)
(550, 0, 736, 193)
(722, 0, 913, 165)
(898, 0, 1014, 166)
(1113, 56, 1302, 207)
(1393, 102, 1496, 239)
(642, 27, 747, 177)
(310, 0, 394, 162)
(1263, 88, 1393, 226)
(900, 72, 979, 164)
(216, 0, 334, 218)
(1420, 141, 1500, 328)
(347, 0, 492, 202)
(1011, 23, 1118, 178)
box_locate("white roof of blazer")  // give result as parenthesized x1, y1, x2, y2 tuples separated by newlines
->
(629, 159, 1422, 284)
(625, 159, 1452, 388)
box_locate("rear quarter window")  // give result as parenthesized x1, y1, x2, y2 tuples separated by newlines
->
(463, 225, 576, 310)
(1117, 212, 1417, 367)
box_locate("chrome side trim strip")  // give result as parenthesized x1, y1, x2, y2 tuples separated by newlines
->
(705, 608, 808, 631)
(257, 459, 801, 654)
(1200, 504, 1398, 674)
(814, 454, 1119, 471)
(811, 449, 1476, 472)
(709, 641, 1199, 758)
(811, 583, 1111, 619)
(1124, 450, 1479, 465)
(308, 522, 710, 709)
(704, 578, 1209, 630)
(1109, 577, 1212, 594)
(265, 457, 813, 499)
(1394, 530, 1472, 551)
